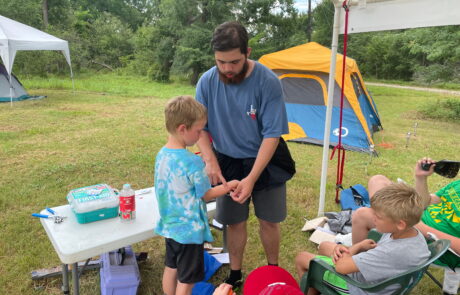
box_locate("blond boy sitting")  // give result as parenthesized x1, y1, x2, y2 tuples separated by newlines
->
(295, 183, 430, 295)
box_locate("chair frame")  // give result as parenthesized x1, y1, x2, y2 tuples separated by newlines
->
(300, 230, 451, 295)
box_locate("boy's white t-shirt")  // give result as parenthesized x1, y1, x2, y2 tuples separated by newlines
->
(154, 147, 212, 244)
(349, 230, 430, 295)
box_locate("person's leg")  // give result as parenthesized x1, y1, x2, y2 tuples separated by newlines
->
(259, 219, 280, 265)
(164, 238, 179, 295)
(163, 266, 177, 295)
(215, 191, 249, 285)
(351, 207, 376, 244)
(368, 174, 392, 198)
(318, 241, 339, 257)
(175, 282, 194, 295)
(294, 251, 316, 279)
(227, 221, 247, 270)
(350, 175, 392, 245)
(253, 184, 286, 265)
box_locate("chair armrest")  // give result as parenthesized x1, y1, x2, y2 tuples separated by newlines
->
(303, 258, 423, 294)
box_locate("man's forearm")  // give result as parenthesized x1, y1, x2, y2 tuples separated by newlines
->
(415, 176, 432, 208)
(197, 131, 217, 164)
(416, 221, 460, 254)
(247, 137, 279, 182)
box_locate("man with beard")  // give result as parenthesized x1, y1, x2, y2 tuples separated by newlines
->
(196, 21, 292, 287)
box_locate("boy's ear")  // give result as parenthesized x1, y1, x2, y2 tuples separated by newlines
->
(176, 124, 187, 134)
(396, 219, 408, 231)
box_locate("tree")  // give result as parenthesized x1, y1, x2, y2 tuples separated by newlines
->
(312, 0, 334, 46)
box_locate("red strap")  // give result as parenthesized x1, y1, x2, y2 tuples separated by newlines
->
(332, 1, 350, 203)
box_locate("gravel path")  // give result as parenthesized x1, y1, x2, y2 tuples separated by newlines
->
(366, 82, 460, 97)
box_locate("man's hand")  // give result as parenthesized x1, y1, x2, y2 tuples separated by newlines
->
(213, 283, 234, 295)
(230, 176, 255, 204)
(205, 158, 227, 186)
(332, 244, 350, 263)
(226, 180, 240, 193)
(415, 157, 435, 178)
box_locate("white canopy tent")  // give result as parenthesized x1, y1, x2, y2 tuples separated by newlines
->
(0, 15, 74, 105)
(317, 0, 460, 216)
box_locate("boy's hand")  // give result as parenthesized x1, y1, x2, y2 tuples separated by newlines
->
(227, 180, 240, 192)
(358, 239, 377, 252)
(332, 244, 350, 263)
(415, 157, 435, 178)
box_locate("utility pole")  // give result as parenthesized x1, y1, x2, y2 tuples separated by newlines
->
(307, 0, 312, 42)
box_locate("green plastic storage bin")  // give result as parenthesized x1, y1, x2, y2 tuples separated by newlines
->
(67, 184, 119, 224)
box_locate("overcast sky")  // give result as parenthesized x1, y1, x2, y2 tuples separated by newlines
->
(293, 0, 319, 13)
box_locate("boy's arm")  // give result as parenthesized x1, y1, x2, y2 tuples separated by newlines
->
(335, 239, 376, 274)
(335, 255, 359, 274)
(202, 180, 239, 202)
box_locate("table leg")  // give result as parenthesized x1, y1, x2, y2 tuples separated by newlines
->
(72, 262, 79, 295)
(61, 264, 70, 294)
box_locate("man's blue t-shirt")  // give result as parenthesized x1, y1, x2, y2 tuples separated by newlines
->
(154, 147, 213, 244)
(196, 61, 288, 159)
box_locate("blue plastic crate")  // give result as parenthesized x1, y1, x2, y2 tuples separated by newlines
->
(100, 246, 140, 295)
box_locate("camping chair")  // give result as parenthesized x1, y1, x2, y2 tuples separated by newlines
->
(369, 230, 460, 292)
(424, 232, 460, 293)
(299, 229, 450, 295)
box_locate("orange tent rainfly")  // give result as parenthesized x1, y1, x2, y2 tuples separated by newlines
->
(259, 42, 382, 153)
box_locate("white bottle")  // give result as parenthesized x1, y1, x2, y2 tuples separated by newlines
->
(119, 184, 136, 222)
(443, 269, 460, 295)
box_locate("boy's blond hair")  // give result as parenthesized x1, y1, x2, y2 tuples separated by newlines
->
(371, 183, 424, 227)
(164, 95, 207, 134)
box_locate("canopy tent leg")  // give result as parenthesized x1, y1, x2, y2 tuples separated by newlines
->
(318, 2, 342, 217)
(69, 65, 75, 95)
(9, 73, 12, 107)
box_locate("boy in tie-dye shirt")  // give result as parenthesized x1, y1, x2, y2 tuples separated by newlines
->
(154, 95, 239, 295)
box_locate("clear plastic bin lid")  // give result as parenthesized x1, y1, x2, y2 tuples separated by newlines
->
(67, 184, 119, 213)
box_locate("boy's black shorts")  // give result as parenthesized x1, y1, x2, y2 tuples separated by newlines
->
(164, 238, 204, 284)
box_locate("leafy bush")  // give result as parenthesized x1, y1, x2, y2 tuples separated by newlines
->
(420, 98, 460, 122)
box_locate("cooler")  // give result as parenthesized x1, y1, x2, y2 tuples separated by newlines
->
(67, 184, 119, 224)
(100, 246, 140, 295)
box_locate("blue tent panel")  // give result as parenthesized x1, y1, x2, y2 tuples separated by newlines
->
(286, 103, 371, 153)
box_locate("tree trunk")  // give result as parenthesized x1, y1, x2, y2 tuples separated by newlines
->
(307, 0, 312, 42)
(190, 68, 200, 85)
(42, 0, 49, 28)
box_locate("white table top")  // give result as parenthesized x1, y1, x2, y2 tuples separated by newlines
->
(40, 187, 216, 264)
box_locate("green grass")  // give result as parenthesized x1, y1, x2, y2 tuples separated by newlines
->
(21, 72, 196, 98)
(0, 77, 459, 294)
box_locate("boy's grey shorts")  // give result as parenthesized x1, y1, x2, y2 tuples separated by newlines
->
(215, 183, 286, 225)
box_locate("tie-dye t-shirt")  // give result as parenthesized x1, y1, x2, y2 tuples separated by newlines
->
(154, 147, 212, 244)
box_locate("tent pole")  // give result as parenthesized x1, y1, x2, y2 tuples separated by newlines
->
(70, 65, 75, 95)
(9, 73, 13, 107)
(318, 1, 341, 217)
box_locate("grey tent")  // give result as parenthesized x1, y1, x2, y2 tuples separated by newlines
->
(0, 63, 29, 102)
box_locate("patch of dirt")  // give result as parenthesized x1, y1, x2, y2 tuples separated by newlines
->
(366, 82, 460, 96)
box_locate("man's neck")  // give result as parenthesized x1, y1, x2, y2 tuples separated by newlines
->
(245, 59, 255, 78)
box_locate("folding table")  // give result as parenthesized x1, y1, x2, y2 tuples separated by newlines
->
(39, 187, 216, 294)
